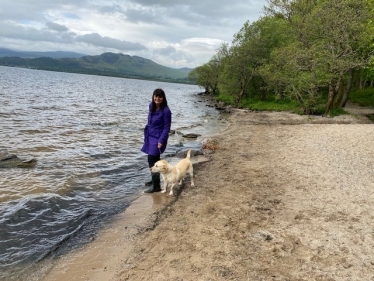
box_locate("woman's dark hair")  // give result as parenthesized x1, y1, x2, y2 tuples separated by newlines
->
(151, 88, 168, 112)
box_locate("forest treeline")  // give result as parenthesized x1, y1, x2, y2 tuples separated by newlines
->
(188, 0, 374, 116)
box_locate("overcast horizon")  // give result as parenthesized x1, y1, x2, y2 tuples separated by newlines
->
(0, 0, 267, 68)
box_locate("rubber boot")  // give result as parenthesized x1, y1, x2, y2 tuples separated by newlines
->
(144, 179, 152, 186)
(144, 173, 161, 193)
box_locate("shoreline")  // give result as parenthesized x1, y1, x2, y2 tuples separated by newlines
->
(40, 193, 168, 281)
(41, 105, 374, 281)
(40, 155, 212, 281)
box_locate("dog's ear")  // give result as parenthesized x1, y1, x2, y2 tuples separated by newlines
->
(161, 164, 167, 173)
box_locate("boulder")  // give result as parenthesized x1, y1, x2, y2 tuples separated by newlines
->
(0, 149, 37, 168)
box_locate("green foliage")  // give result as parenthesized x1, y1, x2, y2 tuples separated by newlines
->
(188, 63, 218, 93)
(216, 86, 357, 117)
(189, 43, 229, 95)
(218, 16, 294, 106)
(266, 0, 373, 116)
(349, 88, 374, 107)
(189, 0, 374, 116)
(216, 93, 235, 105)
(217, 92, 301, 112)
(306, 104, 348, 117)
(240, 97, 300, 112)
(330, 107, 349, 117)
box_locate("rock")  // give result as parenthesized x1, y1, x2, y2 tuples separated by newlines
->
(16, 159, 37, 168)
(0, 150, 37, 168)
(253, 230, 274, 241)
(175, 149, 203, 158)
(181, 133, 201, 139)
(214, 105, 233, 113)
(224, 105, 233, 113)
(1, 154, 18, 161)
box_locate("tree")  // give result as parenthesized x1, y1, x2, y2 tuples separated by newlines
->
(266, 0, 373, 115)
(188, 64, 212, 93)
(219, 16, 292, 106)
(188, 43, 229, 95)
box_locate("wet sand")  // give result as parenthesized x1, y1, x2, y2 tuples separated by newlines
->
(40, 156, 210, 281)
(40, 194, 170, 281)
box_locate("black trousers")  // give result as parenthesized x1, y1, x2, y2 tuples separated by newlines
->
(148, 155, 160, 168)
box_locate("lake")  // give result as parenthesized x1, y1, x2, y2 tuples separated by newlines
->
(0, 66, 228, 280)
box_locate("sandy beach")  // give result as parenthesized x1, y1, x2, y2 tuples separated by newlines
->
(41, 103, 374, 281)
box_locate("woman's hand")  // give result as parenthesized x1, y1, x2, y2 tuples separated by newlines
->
(158, 142, 163, 149)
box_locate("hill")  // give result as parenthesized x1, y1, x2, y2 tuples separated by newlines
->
(0, 48, 85, 59)
(0, 49, 193, 83)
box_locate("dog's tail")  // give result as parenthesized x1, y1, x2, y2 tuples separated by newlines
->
(186, 149, 191, 159)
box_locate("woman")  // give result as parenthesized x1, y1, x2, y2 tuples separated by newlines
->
(141, 88, 172, 193)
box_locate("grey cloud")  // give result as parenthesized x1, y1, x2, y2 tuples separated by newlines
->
(0, 0, 83, 21)
(129, 0, 195, 6)
(125, 7, 165, 24)
(99, 4, 125, 15)
(154, 46, 176, 56)
(46, 21, 69, 32)
(127, 0, 265, 26)
(0, 0, 267, 67)
(124, 2, 202, 26)
(62, 12, 81, 20)
(0, 22, 71, 43)
(76, 33, 148, 51)
(151, 46, 198, 68)
(0, 21, 147, 52)
(61, 32, 77, 41)
(0, 21, 147, 53)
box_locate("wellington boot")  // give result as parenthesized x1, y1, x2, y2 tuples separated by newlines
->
(144, 173, 161, 193)
(144, 179, 152, 186)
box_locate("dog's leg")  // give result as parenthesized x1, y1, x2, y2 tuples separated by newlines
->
(169, 183, 177, 196)
(161, 181, 167, 193)
(189, 164, 195, 187)
(176, 170, 182, 186)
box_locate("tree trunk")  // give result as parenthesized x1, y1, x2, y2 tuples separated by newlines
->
(359, 77, 366, 90)
(333, 79, 344, 108)
(235, 76, 250, 107)
(340, 70, 353, 108)
(324, 83, 336, 116)
(260, 86, 267, 100)
(235, 88, 245, 107)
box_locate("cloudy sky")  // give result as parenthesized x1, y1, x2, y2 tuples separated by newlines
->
(0, 0, 267, 68)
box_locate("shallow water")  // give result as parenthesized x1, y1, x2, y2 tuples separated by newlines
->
(0, 66, 228, 280)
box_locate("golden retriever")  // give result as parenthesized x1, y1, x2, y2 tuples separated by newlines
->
(151, 150, 195, 196)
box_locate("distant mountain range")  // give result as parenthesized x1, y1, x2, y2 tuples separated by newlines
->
(0, 48, 193, 83)
(0, 48, 85, 59)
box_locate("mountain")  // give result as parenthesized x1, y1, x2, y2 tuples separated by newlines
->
(0, 49, 194, 83)
(0, 48, 85, 59)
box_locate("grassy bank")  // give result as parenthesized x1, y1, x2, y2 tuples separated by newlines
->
(349, 88, 374, 107)
(215, 88, 374, 116)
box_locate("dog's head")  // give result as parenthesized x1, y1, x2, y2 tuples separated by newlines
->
(151, 159, 170, 174)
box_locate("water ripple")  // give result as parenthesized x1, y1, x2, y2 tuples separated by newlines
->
(0, 66, 227, 280)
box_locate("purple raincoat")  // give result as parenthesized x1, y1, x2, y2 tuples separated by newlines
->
(141, 103, 172, 156)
